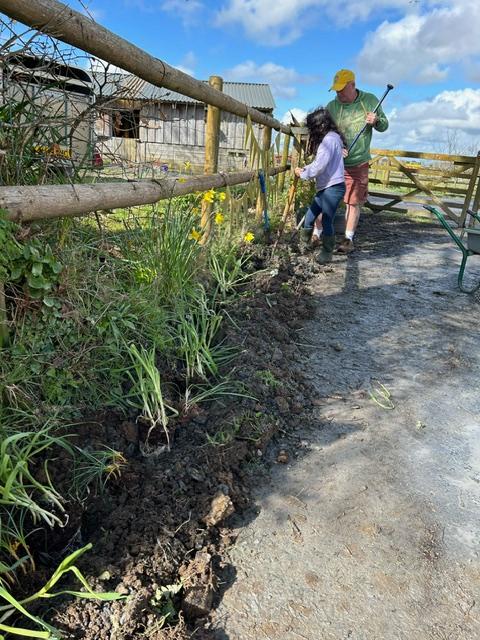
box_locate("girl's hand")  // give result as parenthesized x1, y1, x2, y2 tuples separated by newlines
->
(294, 167, 303, 177)
(342, 148, 349, 158)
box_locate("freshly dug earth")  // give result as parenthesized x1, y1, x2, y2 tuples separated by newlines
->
(37, 225, 322, 639)
(29, 210, 470, 639)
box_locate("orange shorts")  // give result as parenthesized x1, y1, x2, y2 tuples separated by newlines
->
(344, 162, 369, 205)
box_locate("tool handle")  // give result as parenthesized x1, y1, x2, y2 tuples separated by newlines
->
(347, 84, 394, 154)
(258, 170, 266, 193)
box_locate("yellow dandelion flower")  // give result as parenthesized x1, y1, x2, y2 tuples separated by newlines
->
(192, 206, 200, 215)
(215, 212, 225, 225)
(244, 232, 255, 243)
(177, 177, 187, 183)
(202, 189, 215, 203)
(184, 160, 192, 170)
(189, 229, 202, 242)
(218, 192, 227, 201)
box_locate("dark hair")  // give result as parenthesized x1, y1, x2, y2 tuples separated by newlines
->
(305, 107, 346, 156)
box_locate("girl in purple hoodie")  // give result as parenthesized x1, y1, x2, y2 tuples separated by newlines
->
(295, 107, 346, 264)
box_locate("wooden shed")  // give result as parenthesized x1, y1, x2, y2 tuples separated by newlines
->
(93, 72, 275, 172)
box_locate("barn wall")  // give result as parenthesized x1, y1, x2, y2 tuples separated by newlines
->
(95, 101, 269, 171)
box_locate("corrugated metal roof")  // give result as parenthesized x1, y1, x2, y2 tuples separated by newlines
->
(93, 73, 275, 110)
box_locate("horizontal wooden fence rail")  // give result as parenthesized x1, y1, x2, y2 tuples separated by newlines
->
(0, 166, 290, 223)
(0, 0, 291, 136)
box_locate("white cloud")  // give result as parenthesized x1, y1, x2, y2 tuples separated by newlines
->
(161, 0, 204, 25)
(281, 108, 308, 125)
(124, 0, 203, 20)
(215, 0, 410, 46)
(225, 60, 318, 99)
(215, 0, 317, 46)
(466, 61, 480, 84)
(216, 0, 480, 88)
(174, 51, 196, 77)
(377, 89, 480, 154)
(357, 0, 480, 85)
(174, 65, 194, 76)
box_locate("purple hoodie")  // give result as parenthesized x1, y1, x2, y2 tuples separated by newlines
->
(300, 131, 345, 191)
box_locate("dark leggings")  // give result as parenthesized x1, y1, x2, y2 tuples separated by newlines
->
(304, 182, 346, 236)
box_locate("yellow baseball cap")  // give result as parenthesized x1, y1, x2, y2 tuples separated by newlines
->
(330, 69, 355, 91)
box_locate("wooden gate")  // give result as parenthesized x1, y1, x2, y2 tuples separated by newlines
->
(367, 149, 480, 225)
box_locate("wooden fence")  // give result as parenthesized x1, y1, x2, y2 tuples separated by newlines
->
(0, 0, 298, 343)
(1, 0, 480, 343)
(368, 149, 480, 225)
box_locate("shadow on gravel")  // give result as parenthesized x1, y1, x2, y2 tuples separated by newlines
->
(209, 213, 480, 639)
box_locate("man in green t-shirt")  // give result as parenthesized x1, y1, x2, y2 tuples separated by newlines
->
(327, 69, 389, 253)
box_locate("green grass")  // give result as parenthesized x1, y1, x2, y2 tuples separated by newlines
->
(0, 185, 267, 627)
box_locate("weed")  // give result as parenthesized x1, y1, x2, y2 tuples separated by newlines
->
(9, 239, 63, 304)
(208, 244, 252, 303)
(256, 369, 281, 389)
(72, 447, 127, 498)
(0, 543, 125, 639)
(206, 416, 241, 446)
(126, 343, 178, 448)
(368, 380, 395, 410)
(148, 579, 184, 630)
(183, 381, 255, 417)
(172, 287, 225, 382)
(0, 420, 70, 532)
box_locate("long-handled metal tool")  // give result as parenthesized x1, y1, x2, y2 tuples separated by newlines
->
(347, 83, 394, 153)
(258, 169, 270, 232)
(292, 83, 394, 238)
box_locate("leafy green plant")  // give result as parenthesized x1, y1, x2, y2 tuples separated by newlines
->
(126, 343, 178, 447)
(173, 288, 225, 382)
(0, 413, 76, 584)
(123, 206, 202, 305)
(72, 447, 127, 498)
(368, 380, 395, 410)
(183, 379, 254, 416)
(0, 543, 125, 639)
(0, 213, 22, 282)
(9, 239, 62, 302)
(206, 416, 242, 447)
(256, 369, 281, 389)
(208, 245, 253, 303)
(148, 579, 184, 630)
(0, 423, 70, 531)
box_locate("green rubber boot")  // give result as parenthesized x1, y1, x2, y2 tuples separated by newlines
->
(316, 235, 335, 264)
(300, 227, 313, 243)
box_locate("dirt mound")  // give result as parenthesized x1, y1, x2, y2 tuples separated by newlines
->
(40, 239, 320, 639)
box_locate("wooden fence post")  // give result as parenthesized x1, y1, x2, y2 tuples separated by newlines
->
(463, 151, 480, 226)
(256, 124, 272, 219)
(201, 75, 223, 243)
(277, 134, 291, 193)
(471, 150, 480, 216)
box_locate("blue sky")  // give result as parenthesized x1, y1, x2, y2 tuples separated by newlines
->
(17, 0, 480, 152)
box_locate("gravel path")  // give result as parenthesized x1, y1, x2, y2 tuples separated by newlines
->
(212, 216, 480, 640)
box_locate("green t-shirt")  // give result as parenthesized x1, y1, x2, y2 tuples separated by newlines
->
(326, 90, 388, 167)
